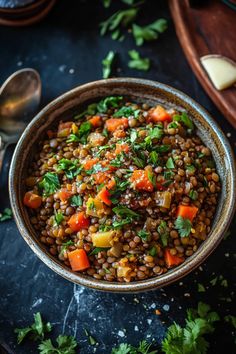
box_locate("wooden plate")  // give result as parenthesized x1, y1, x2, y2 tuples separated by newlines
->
(169, 0, 236, 128)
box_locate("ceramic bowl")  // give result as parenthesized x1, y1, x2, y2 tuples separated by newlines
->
(9, 78, 236, 292)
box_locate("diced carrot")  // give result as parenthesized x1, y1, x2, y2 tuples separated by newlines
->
(115, 143, 129, 155)
(89, 115, 102, 128)
(105, 151, 116, 160)
(164, 249, 184, 268)
(105, 118, 128, 132)
(68, 249, 90, 271)
(177, 205, 199, 222)
(107, 178, 116, 190)
(97, 187, 112, 206)
(130, 170, 154, 192)
(83, 158, 99, 171)
(23, 191, 42, 209)
(58, 189, 72, 202)
(100, 160, 116, 172)
(148, 105, 172, 123)
(68, 212, 90, 232)
(93, 172, 109, 185)
(113, 130, 127, 138)
(58, 121, 73, 131)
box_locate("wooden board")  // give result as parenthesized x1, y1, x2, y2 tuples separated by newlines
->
(169, 0, 236, 128)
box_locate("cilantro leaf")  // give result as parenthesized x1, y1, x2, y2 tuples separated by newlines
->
(173, 112, 194, 131)
(132, 19, 168, 46)
(59, 240, 74, 256)
(67, 121, 92, 145)
(38, 172, 60, 196)
(54, 212, 64, 226)
(113, 217, 133, 229)
(114, 106, 140, 118)
(15, 312, 52, 344)
(102, 50, 115, 79)
(70, 195, 83, 207)
(128, 50, 150, 71)
(189, 190, 198, 201)
(57, 159, 82, 179)
(166, 157, 175, 169)
(0, 208, 12, 222)
(112, 340, 157, 354)
(38, 335, 77, 354)
(149, 151, 159, 166)
(174, 216, 192, 237)
(74, 103, 98, 120)
(157, 221, 169, 247)
(131, 156, 145, 168)
(97, 96, 123, 113)
(137, 229, 150, 241)
(100, 8, 138, 38)
(113, 205, 140, 218)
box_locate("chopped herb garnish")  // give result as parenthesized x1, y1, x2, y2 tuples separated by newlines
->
(166, 157, 175, 169)
(38, 335, 77, 354)
(14, 312, 52, 344)
(38, 172, 60, 196)
(155, 144, 171, 153)
(70, 195, 83, 207)
(147, 170, 156, 187)
(74, 103, 97, 120)
(128, 50, 150, 71)
(186, 165, 196, 173)
(114, 106, 140, 118)
(163, 170, 174, 180)
(197, 283, 206, 292)
(99, 224, 112, 232)
(174, 216, 192, 237)
(130, 129, 138, 142)
(113, 205, 140, 218)
(86, 163, 108, 175)
(67, 121, 92, 145)
(0, 208, 12, 222)
(102, 50, 115, 79)
(57, 159, 82, 179)
(149, 151, 159, 165)
(157, 221, 169, 247)
(100, 8, 138, 39)
(137, 229, 150, 241)
(54, 212, 64, 226)
(189, 190, 198, 201)
(110, 152, 126, 167)
(59, 240, 74, 256)
(97, 96, 123, 113)
(173, 112, 194, 131)
(132, 18, 168, 46)
(149, 246, 157, 257)
(113, 217, 133, 229)
(131, 156, 145, 168)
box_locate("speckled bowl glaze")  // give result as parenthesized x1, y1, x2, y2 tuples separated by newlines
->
(9, 78, 236, 293)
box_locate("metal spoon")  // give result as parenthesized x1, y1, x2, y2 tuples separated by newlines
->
(0, 68, 41, 170)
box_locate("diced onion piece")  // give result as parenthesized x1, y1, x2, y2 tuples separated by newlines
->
(155, 191, 172, 209)
(117, 266, 132, 278)
(91, 231, 114, 247)
(201, 55, 236, 90)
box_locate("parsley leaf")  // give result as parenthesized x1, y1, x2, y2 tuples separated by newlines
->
(70, 195, 83, 207)
(149, 151, 159, 166)
(97, 96, 123, 113)
(166, 157, 175, 169)
(131, 156, 145, 168)
(137, 230, 150, 241)
(132, 19, 168, 46)
(112, 340, 157, 354)
(54, 212, 64, 226)
(113, 205, 140, 218)
(128, 50, 150, 71)
(38, 335, 77, 354)
(173, 112, 194, 131)
(100, 8, 138, 39)
(113, 217, 133, 229)
(149, 246, 157, 257)
(74, 103, 98, 120)
(15, 312, 52, 344)
(57, 159, 82, 179)
(102, 50, 115, 79)
(114, 106, 140, 118)
(189, 190, 198, 201)
(59, 240, 74, 256)
(85, 163, 108, 175)
(0, 208, 12, 222)
(38, 172, 60, 196)
(174, 216, 192, 237)
(157, 221, 169, 247)
(67, 121, 92, 145)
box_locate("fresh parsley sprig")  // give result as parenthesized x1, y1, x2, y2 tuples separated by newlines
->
(102, 50, 115, 79)
(38, 172, 60, 196)
(15, 313, 52, 344)
(128, 50, 150, 71)
(0, 208, 12, 222)
(174, 216, 192, 237)
(38, 335, 77, 354)
(132, 18, 168, 46)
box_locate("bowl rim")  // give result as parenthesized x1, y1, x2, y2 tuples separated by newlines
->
(9, 77, 236, 292)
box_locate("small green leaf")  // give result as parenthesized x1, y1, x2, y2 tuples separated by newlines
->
(54, 212, 64, 226)
(70, 195, 83, 207)
(128, 50, 150, 71)
(174, 216, 192, 237)
(166, 157, 175, 169)
(0, 208, 12, 222)
(38, 173, 60, 196)
(102, 50, 115, 79)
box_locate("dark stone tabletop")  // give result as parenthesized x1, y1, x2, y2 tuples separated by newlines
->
(0, 1, 235, 353)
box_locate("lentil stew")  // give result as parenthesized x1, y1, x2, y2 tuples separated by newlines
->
(23, 96, 221, 282)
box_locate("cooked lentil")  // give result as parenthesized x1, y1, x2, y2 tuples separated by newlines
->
(23, 96, 221, 282)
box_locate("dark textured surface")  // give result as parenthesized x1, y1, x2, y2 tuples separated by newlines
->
(0, 1, 235, 353)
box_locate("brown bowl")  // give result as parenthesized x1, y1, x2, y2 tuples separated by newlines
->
(9, 78, 236, 292)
